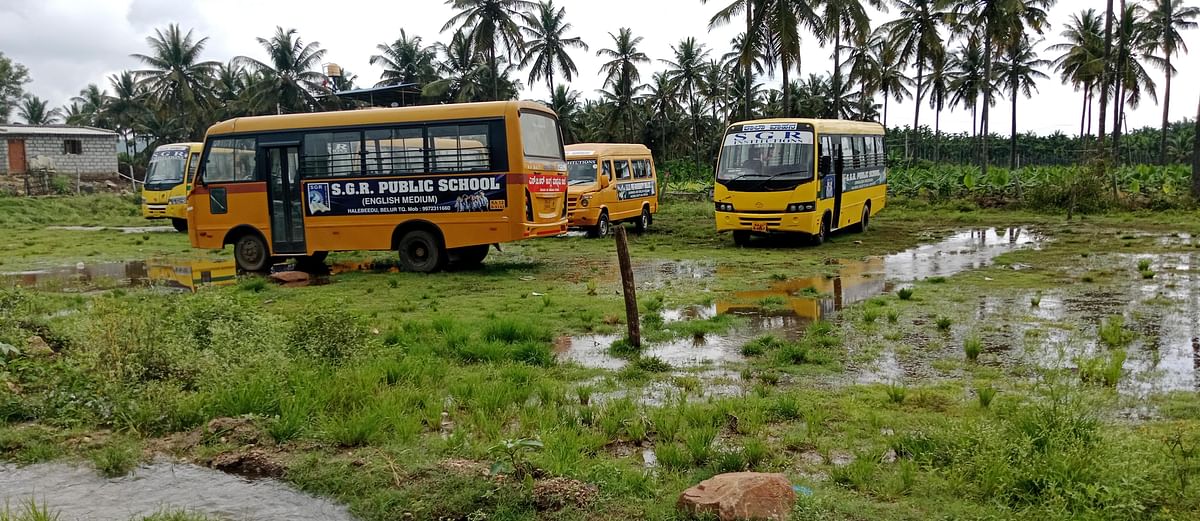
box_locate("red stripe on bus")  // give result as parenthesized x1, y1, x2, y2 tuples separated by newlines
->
(193, 182, 267, 195)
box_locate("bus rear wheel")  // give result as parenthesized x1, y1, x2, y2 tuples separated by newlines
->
(856, 205, 871, 233)
(634, 207, 651, 233)
(449, 244, 489, 268)
(234, 233, 271, 272)
(171, 218, 188, 232)
(398, 230, 446, 273)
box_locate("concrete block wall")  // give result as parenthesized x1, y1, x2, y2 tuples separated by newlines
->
(1, 135, 118, 175)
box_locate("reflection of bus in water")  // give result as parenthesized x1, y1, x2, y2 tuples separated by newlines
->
(146, 259, 237, 292)
(717, 256, 888, 321)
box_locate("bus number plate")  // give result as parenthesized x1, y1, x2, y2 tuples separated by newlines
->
(541, 199, 557, 212)
(752, 222, 769, 232)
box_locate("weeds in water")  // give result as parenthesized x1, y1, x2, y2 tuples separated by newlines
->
(575, 385, 592, 406)
(1098, 315, 1135, 348)
(1078, 349, 1127, 387)
(585, 279, 598, 296)
(886, 310, 899, 323)
(1140, 269, 1156, 279)
(607, 337, 641, 358)
(1030, 294, 1041, 307)
(935, 316, 952, 331)
(1137, 258, 1152, 272)
(741, 335, 784, 356)
(885, 383, 907, 404)
(631, 356, 671, 372)
(861, 308, 880, 324)
(0, 499, 57, 521)
(963, 335, 982, 362)
(897, 287, 914, 300)
(976, 385, 997, 408)
(90, 440, 139, 478)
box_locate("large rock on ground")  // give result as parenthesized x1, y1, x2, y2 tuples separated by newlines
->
(677, 472, 795, 521)
(268, 271, 310, 285)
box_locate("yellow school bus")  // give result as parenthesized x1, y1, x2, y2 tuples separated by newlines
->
(713, 119, 886, 245)
(565, 143, 658, 237)
(141, 142, 203, 232)
(187, 101, 568, 272)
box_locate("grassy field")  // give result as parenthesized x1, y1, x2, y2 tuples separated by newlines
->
(2, 193, 1199, 520)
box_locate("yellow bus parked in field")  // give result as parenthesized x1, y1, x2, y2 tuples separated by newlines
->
(187, 101, 568, 272)
(142, 142, 203, 232)
(713, 119, 886, 245)
(565, 143, 658, 237)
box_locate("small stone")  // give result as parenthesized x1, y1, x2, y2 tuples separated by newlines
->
(25, 336, 54, 356)
(677, 472, 795, 521)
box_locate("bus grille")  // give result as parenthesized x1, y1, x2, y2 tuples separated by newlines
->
(567, 196, 579, 212)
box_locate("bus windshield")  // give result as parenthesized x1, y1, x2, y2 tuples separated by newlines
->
(145, 149, 188, 188)
(716, 130, 814, 183)
(568, 159, 597, 185)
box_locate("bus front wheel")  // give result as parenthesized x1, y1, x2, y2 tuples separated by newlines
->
(812, 214, 831, 246)
(634, 207, 651, 233)
(171, 218, 188, 233)
(234, 234, 271, 272)
(588, 211, 610, 238)
(398, 230, 446, 273)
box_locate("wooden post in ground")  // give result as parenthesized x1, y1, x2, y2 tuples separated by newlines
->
(614, 226, 641, 348)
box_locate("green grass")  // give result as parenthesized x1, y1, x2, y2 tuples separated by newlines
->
(2, 195, 1200, 521)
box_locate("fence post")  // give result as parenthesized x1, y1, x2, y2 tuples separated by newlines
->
(76, 169, 81, 195)
(614, 226, 641, 349)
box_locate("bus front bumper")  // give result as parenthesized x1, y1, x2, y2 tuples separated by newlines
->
(715, 211, 819, 235)
(523, 220, 568, 238)
(142, 203, 168, 219)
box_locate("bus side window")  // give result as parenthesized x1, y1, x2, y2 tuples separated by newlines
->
(633, 159, 649, 179)
(876, 136, 885, 164)
(187, 152, 200, 184)
(614, 160, 630, 180)
(864, 136, 876, 167)
(365, 127, 424, 175)
(303, 131, 362, 178)
(601, 160, 612, 181)
(840, 137, 855, 169)
(853, 137, 866, 168)
(428, 123, 492, 173)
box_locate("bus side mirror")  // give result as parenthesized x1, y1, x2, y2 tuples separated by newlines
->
(818, 156, 832, 177)
(600, 175, 610, 189)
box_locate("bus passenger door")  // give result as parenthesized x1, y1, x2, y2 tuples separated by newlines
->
(265, 145, 306, 254)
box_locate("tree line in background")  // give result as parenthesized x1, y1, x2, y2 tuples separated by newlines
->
(0, 0, 1197, 196)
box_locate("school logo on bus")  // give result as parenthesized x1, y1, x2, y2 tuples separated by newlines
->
(307, 183, 332, 213)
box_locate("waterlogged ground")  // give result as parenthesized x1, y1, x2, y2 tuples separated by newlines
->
(2, 194, 1200, 521)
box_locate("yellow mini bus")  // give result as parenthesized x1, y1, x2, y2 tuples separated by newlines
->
(141, 142, 203, 232)
(565, 143, 658, 237)
(713, 119, 886, 245)
(187, 101, 568, 272)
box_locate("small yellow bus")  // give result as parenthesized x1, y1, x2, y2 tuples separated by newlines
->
(565, 143, 658, 237)
(141, 142, 203, 232)
(713, 119, 886, 245)
(187, 101, 568, 272)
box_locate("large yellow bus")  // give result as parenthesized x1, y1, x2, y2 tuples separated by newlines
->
(187, 101, 568, 272)
(713, 119, 886, 245)
(565, 143, 658, 237)
(141, 142, 203, 232)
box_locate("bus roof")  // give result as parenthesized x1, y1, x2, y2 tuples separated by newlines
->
(726, 118, 885, 135)
(205, 100, 556, 136)
(156, 142, 202, 150)
(565, 143, 652, 157)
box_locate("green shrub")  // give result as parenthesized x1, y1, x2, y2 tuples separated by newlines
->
(898, 288, 914, 300)
(287, 307, 366, 363)
(1098, 315, 1135, 348)
(935, 316, 953, 331)
(963, 335, 982, 362)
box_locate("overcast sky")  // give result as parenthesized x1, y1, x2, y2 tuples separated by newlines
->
(1, 0, 1197, 135)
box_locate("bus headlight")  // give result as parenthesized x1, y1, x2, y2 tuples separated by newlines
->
(715, 202, 734, 212)
(786, 202, 816, 213)
(580, 195, 591, 208)
(168, 196, 186, 205)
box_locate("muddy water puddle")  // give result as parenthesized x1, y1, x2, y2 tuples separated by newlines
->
(47, 225, 178, 234)
(0, 461, 353, 521)
(2, 259, 238, 292)
(561, 228, 1044, 374)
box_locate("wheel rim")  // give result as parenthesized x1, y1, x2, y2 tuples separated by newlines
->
(600, 217, 609, 236)
(409, 241, 430, 264)
(239, 238, 262, 266)
(641, 212, 648, 228)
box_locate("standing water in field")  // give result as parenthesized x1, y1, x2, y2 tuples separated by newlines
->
(560, 228, 1043, 370)
(0, 461, 354, 521)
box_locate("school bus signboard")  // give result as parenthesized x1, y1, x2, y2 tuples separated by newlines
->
(304, 174, 508, 216)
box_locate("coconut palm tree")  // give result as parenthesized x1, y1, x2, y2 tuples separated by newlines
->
(1049, 9, 1106, 138)
(549, 85, 583, 144)
(519, 0, 588, 94)
(926, 49, 950, 162)
(703, 0, 766, 120)
(846, 31, 884, 121)
(763, 0, 819, 118)
(443, 0, 536, 101)
(815, 0, 885, 119)
(1141, 0, 1199, 164)
(370, 30, 439, 87)
(875, 38, 912, 128)
(130, 24, 218, 134)
(884, 0, 952, 157)
(1192, 92, 1199, 197)
(948, 40, 988, 138)
(62, 103, 88, 126)
(70, 84, 111, 128)
(643, 71, 680, 158)
(425, 30, 490, 102)
(998, 36, 1051, 170)
(107, 71, 145, 156)
(236, 27, 329, 114)
(1111, 1, 1160, 155)
(597, 28, 650, 94)
(18, 95, 61, 125)
(663, 38, 711, 169)
(1099, 0, 1117, 143)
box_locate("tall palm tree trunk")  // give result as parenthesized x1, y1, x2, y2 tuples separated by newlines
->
(490, 47, 499, 101)
(882, 88, 890, 128)
(832, 31, 842, 119)
(1098, 0, 1115, 144)
(935, 101, 942, 164)
(782, 57, 791, 117)
(1159, 54, 1171, 165)
(909, 52, 925, 160)
(1010, 78, 1019, 171)
(1080, 86, 1088, 139)
(1111, 0, 1128, 160)
(745, 1, 753, 120)
(981, 30, 993, 177)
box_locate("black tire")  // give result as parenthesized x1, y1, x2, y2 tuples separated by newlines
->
(397, 229, 446, 273)
(295, 251, 329, 271)
(588, 211, 611, 238)
(812, 214, 831, 246)
(856, 205, 871, 233)
(634, 207, 651, 233)
(234, 233, 271, 272)
(733, 230, 752, 247)
(449, 244, 489, 267)
(171, 218, 188, 232)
